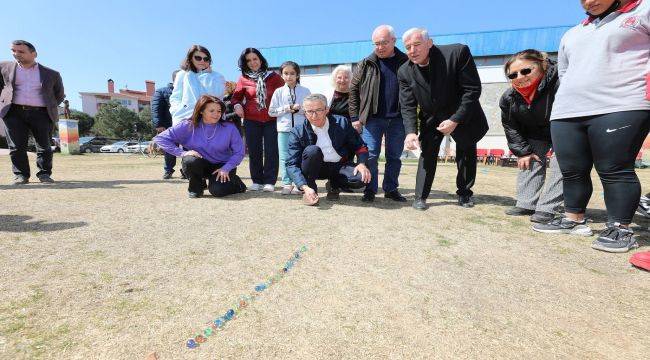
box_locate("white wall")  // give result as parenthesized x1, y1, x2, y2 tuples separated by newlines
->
(300, 74, 336, 101)
(81, 94, 100, 116)
(80, 94, 139, 116)
(477, 66, 508, 83)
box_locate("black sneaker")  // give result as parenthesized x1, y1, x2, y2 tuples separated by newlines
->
(505, 207, 535, 216)
(530, 211, 555, 224)
(12, 175, 29, 185)
(326, 190, 340, 201)
(384, 190, 407, 202)
(591, 224, 638, 253)
(458, 195, 474, 208)
(361, 192, 375, 202)
(162, 171, 173, 179)
(532, 216, 593, 236)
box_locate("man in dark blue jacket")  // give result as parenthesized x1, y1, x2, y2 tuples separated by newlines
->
(151, 71, 180, 179)
(287, 94, 371, 206)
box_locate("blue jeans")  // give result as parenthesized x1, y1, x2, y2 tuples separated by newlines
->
(277, 132, 291, 185)
(164, 152, 177, 173)
(361, 117, 406, 194)
(244, 119, 278, 185)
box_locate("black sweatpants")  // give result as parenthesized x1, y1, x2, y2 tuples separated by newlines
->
(181, 156, 245, 197)
(551, 110, 650, 224)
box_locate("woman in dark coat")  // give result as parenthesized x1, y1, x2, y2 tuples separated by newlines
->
(500, 49, 562, 224)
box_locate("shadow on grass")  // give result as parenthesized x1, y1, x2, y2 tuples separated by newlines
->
(0, 179, 172, 190)
(0, 215, 87, 232)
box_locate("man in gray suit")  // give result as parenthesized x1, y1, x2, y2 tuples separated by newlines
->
(0, 40, 65, 184)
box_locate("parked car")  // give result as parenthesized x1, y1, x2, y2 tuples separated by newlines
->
(51, 137, 60, 152)
(100, 141, 138, 153)
(79, 136, 118, 153)
(126, 141, 151, 153)
(26, 136, 59, 152)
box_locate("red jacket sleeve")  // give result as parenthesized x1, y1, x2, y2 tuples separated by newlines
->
(230, 76, 246, 106)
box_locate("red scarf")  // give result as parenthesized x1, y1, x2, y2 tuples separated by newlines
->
(513, 75, 543, 105)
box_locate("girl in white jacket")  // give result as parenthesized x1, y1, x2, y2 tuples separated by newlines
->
(170, 45, 225, 125)
(269, 61, 311, 195)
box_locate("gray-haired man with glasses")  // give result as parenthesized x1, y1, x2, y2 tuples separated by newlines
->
(286, 94, 371, 206)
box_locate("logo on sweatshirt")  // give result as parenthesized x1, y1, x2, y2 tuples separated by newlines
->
(620, 16, 640, 29)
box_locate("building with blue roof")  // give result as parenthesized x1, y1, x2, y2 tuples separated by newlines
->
(260, 25, 572, 152)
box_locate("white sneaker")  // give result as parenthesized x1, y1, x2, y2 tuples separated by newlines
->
(248, 183, 263, 191)
(281, 185, 293, 195)
(263, 184, 275, 192)
(291, 186, 303, 195)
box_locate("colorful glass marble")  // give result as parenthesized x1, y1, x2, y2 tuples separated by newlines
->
(186, 245, 307, 349)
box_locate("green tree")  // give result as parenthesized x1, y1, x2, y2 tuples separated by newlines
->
(68, 110, 95, 136)
(136, 107, 157, 139)
(92, 101, 141, 139)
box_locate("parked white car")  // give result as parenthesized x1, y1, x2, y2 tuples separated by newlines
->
(126, 141, 151, 153)
(100, 141, 138, 153)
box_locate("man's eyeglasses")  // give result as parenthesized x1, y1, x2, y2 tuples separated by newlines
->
(373, 40, 393, 47)
(305, 109, 326, 116)
(507, 68, 533, 80)
(193, 55, 210, 62)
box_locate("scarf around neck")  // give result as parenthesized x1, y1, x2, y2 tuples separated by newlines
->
(513, 75, 543, 105)
(245, 70, 269, 110)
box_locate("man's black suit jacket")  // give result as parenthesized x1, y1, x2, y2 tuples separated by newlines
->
(398, 44, 488, 148)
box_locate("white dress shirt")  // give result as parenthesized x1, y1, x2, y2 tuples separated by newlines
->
(311, 121, 341, 163)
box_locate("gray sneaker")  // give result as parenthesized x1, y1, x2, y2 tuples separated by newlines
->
(591, 224, 638, 253)
(37, 175, 54, 183)
(532, 216, 593, 236)
(12, 175, 28, 185)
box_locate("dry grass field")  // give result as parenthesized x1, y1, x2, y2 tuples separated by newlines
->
(0, 153, 649, 359)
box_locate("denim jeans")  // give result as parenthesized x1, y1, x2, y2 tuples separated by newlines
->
(361, 117, 406, 194)
(277, 131, 292, 185)
(164, 152, 177, 173)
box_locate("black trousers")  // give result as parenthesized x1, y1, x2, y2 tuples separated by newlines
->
(301, 145, 364, 192)
(415, 134, 477, 199)
(243, 119, 278, 185)
(3, 105, 53, 178)
(181, 156, 245, 197)
(551, 110, 650, 224)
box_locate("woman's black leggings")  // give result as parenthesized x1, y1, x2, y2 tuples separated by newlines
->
(551, 110, 649, 224)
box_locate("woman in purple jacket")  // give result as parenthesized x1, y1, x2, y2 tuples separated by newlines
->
(154, 95, 247, 198)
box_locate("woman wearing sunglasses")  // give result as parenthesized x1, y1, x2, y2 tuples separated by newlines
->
(169, 45, 226, 125)
(500, 49, 563, 224)
(533, 0, 650, 253)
